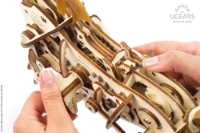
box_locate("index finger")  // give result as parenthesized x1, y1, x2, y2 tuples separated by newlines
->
(133, 41, 200, 55)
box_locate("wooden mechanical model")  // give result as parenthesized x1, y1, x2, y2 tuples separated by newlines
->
(19, 0, 200, 132)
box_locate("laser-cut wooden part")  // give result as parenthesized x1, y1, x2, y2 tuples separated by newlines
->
(186, 106, 200, 132)
(57, 64, 89, 113)
(20, 0, 200, 132)
(85, 97, 99, 114)
(144, 128, 155, 133)
(106, 94, 133, 129)
(138, 108, 161, 129)
(160, 83, 184, 105)
(192, 110, 200, 128)
(59, 39, 68, 77)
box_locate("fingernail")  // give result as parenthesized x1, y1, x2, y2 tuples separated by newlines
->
(142, 56, 159, 68)
(40, 69, 55, 85)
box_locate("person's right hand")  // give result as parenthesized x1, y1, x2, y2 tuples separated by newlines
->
(134, 41, 200, 87)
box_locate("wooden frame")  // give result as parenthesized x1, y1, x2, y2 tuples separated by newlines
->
(19, 0, 200, 132)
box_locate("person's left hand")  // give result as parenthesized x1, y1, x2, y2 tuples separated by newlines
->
(14, 69, 78, 133)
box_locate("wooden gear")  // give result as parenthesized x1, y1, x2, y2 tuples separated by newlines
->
(19, 0, 200, 132)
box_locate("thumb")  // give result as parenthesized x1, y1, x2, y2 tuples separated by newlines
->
(142, 50, 200, 83)
(39, 69, 76, 131)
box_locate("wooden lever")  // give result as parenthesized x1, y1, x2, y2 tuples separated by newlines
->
(57, 64, 89, 114)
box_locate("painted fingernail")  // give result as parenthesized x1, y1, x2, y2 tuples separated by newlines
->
(40, 69, 55, 85)
(142, 56, 159, 68)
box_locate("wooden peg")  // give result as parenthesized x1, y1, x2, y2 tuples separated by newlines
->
(106, 94, 133, 129)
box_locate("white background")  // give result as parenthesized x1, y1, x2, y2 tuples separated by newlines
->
(0, 0, 200, 133)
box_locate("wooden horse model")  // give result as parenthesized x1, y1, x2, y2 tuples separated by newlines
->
(19, 0, 200, 132)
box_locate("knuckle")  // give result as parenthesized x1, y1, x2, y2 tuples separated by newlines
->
(42, 91, 61, 102)
(167, 50, 183, 62)
(167, 50, 177, 61)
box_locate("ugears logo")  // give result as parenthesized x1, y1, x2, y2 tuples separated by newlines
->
(170, 5, 195, 23)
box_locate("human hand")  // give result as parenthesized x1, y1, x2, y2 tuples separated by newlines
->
(134, 41, 200, 87)
(14, 69, 78, 133)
